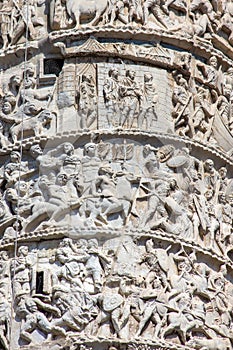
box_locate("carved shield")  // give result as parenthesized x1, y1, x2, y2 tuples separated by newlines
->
(102, 294, 124, 311)
(167, 155, 188, 168)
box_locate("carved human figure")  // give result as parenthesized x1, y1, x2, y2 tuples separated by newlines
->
(0, 0, 12, 50)
(172, 74, 193, 137)
(216, 0, 233, 45)
(156, 180, 194, 240)
(5, 180, 32, 219)
(103, 68, 120, 127)
(140, 178, 170, 228)
(217, 83, 232, 126)
(215, 192, 232, 252)
(190, 0, 217, 24)
(103, 0, 127, 24)
(119, 70, 142, 128)
(81, 142, 101, 191)
(80, 165, 132, 226)
(78, 74, 97, 130)
(125, 0, 143, 23)
(0, 251, 11, 299)
(17, 297, 65, 344)
(142, 0, 168, 27)
(138, 73, 158, 129)
(4, 151, 29, 185)
(204, 188, 220, 251)
(162, 291, 203, 344)
(11, 0, 42, 45)
(192, 10, 214, 38)
(203, 158, 219, 190)
(53, 238, 85, 292)
(197, 56, 220, 89)
(97, 291, 126, 338)
(136, 278, 168, 338)
(85, 238, 111, 292)
(26, 172, 79, 230)
(192, 87, 215, 142)
(11, 246, 32, 296)
(19, 67, 51, 108)
(52, 286, 97, 332)
(0, 291, 10, 350)
(0, 95, 17, 147)
(8, 73, 22, 99)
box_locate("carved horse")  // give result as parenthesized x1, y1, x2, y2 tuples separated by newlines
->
(80, 196, 131, 225)
(65, 0, 108, 27)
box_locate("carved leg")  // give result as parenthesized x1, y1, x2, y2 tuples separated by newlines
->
(136, 305, 154, 336)
(111, 307, 122, 336)
(74, 12, 81, 28)
(143, 5, 149, 25)
(89, 11, 102, 26)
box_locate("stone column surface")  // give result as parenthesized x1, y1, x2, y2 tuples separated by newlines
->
(0, 1, 233, 349)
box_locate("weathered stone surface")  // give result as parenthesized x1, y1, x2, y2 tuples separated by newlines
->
(0, 1, 233, 349)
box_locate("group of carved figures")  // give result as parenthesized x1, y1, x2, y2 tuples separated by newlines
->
(2, 57, 233, 151)
(0, 236, 232, 349)
(103, 69, 158, 129)
(51, 0, 233, 45)
(0, 64, 53, 147)
(0, 0, 233, 49)
(0, 0, 44, 49)
(172, 60, 233, 145)
(0, 141, 232, 259)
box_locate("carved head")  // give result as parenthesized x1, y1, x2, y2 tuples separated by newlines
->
(223, 84, 232, 99)
(30, 144, 43, 158)
(152, 278, 162, 290)
(218, 191, 226, 204)
(145, 239, 154, 253)
(23, 102, 39, 116)
(18, 245, 29, 257)
(10, 151, 21, 163)
(2, 95, 16, 115)
(144, 73, 153, 83)
(14, 181, 29, 196)
(82, 74, 93, 84)
(0, 250, 8, 261)
(169, 178, 178, 190)
(219, 166, 227, 179)
(62, 142, 74, 155)
(208, 55, 218, 68)
(84, 142, 96, 157)
(9, 74, 22, 88)
(56, 173, 68, 186)
(39, 110, 53, 124)
(204, 187, 214, 200)
(60, 238, 73, 247)
(88, 238, 98, 250)
(126, 69, 136, 80)
(204, 159, 214, 173)
(98, 165, 114, 177)
(109, 68, 119, 79)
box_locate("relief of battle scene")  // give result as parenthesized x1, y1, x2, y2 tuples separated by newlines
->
(0, 2, 233, 52)
(1, 234, 232, 349)
(0, 137, 232, 261)
(49, 0, 233, 48)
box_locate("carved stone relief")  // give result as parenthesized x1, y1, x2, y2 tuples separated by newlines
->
(0, 1, 233, 350)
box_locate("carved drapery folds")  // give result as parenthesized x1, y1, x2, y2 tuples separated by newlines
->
(0, 1, 233, 350)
